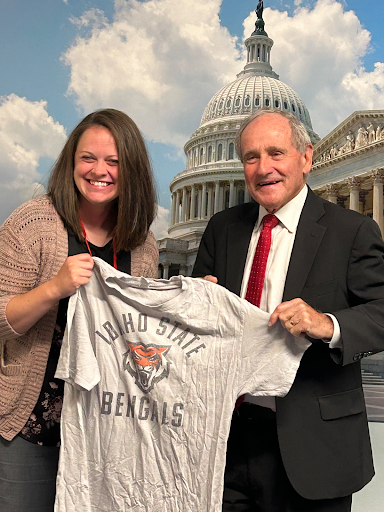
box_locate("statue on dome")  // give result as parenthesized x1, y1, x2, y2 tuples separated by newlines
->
(252, 0, 267, 36)
(256, 1, 264, 20)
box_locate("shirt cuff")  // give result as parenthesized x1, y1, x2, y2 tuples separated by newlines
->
(323, 313, 343, 350)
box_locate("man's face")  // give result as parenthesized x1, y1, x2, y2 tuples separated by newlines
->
(241, 114, 313, 213)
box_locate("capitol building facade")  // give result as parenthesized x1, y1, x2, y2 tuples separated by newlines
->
(157, 9, 384, 288)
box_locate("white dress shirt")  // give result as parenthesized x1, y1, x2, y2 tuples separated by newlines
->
(240, 185, 341, 410)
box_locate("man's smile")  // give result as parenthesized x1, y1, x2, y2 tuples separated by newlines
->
(258, 180, 281, 187)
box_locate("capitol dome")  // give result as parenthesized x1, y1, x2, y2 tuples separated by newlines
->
(158, 5, 320, 277)
(200, 75, 316, 140)
(199, 16, 318, 143)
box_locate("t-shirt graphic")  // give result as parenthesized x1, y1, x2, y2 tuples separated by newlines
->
(55, 257, 310, 512)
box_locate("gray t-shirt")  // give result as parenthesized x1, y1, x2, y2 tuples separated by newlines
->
(55, 257, 309, 512)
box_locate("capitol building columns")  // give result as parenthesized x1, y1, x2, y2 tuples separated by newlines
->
(214, 181, 220, 214)
(169, 170, 384, 236)
(170, 193, 175, 225)
(229, 180, 236, 208)
(175, 190, 180, 224)
(325, 184, 338, 204)
(197, 187, 203, 219)
(347, 177, 361, 212)
(167, 115, 384, 252)
(169, 179, 250, 229)
(311, 165, 384, 237)
(207, 185, 214, 218)
(162, 263, 169, 280)
(244, 186, 251, 203)
(201, 183, 207, 219)
(310, 110, 384, 238)
(309, 109, 384, 237)
(162, 158, 384, 279)
(190, 185, 196, 220)
(181, 187, 187, 222)
(372, 170, 384, 234)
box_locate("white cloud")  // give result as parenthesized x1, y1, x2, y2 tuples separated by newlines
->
(243, 0, 384, 137)
(69, 8, 108, 29)
(0, 94, 67, 223)
(63, 0, 241, 148)
(150, 205, 170, 239)
(63, 0, 384, 144)
(165, 147, 185, 162)
(342, 62, 384, 108)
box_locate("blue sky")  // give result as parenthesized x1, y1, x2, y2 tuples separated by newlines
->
(0, 0, 383, 235)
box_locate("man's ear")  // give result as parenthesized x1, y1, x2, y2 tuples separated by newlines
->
(302, 143, 313, 177)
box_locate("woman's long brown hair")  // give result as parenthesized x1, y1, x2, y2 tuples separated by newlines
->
(47, 109, 157, 252)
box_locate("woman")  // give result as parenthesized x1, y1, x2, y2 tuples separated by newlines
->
(0, 109, 158, 511)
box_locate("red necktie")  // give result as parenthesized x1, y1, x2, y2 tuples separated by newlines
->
(235, 214, 279, 411)
(245, 214, 279, 308)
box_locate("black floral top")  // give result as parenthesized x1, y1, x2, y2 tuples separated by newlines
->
(19, 233, 131, 446)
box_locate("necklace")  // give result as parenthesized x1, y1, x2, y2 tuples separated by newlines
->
(79, 217, 117, 269)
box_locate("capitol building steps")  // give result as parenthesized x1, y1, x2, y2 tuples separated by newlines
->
(362, 369, 384, 386)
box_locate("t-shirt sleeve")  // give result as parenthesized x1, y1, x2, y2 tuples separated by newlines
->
(55, 292, 101, 391)
(238, 302, 310, 397)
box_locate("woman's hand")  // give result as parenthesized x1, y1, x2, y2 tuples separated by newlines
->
(6, 254, 94, 335)
(50, 254, 94, 300)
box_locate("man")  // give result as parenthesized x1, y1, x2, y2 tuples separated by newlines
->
(192, 109, 384, 511)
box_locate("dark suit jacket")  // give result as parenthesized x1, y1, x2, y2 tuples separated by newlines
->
(192, 188, 384, 500)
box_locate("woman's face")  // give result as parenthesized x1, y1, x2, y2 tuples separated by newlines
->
(73, 125, 119, 209)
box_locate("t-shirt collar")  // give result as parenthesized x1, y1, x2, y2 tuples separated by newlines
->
(256, 185, 308, 233)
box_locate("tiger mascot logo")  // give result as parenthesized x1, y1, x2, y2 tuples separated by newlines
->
(123, 342, 171, 393)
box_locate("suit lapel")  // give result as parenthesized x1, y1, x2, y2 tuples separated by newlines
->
(283, 189, 327, 301)
(226, 203, 259, 295)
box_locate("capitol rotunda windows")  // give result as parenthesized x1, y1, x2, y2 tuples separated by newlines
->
(217, 144, 223, 161)
(228, 143, 235, 160)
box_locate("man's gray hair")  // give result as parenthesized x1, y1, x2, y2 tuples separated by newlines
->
(235, 109, 312, 162)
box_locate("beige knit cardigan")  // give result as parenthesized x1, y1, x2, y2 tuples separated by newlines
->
(0, 195, 159, 440)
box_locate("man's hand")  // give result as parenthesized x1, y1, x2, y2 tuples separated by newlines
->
(268, 298, 334, 340)
(201, 275, 218, 284)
